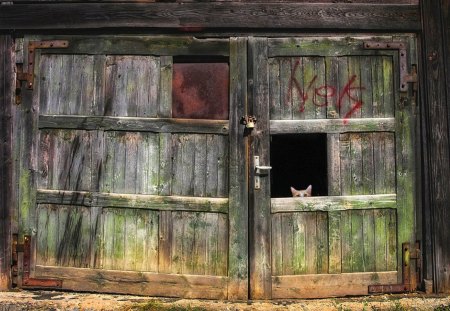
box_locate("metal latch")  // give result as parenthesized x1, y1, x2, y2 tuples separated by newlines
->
(368, 241, 421, 294)
(254, 156, 272, 189)
(12, 234, 63, 288)
(363, 41, 417, 92)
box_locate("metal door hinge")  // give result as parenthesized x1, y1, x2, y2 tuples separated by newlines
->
(12, 234, 63, 288)
(363, 41, 417, 92)
(16, 40, 69, 90)
(368, 241, 421, 294)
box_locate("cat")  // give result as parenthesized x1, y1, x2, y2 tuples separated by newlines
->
(290, 185, 312, 197)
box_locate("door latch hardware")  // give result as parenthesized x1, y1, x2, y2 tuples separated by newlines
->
(368, 241, 421, 294)
(363, 41, 417, 92)
(16, 40, 69, 90)
(240, 115, 257, 129)
(254, 156, 272, 190)
(12, 234, 63, 288)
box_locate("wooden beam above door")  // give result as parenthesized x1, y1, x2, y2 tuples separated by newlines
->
(0, 3, 420, 31)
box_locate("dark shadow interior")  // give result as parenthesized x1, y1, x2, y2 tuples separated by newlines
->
(270, 134, 328, 198)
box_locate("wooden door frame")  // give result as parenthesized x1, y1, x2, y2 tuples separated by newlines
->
(0, 35, 14, 291)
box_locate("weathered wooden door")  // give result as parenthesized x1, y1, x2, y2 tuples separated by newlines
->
(248, 36, 417, 298)
(15, 36, 248, 299)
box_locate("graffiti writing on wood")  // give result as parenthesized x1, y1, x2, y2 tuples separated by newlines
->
(286, 60, 365, 124)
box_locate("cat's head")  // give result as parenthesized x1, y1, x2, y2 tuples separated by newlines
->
(290, 185, 312, 197)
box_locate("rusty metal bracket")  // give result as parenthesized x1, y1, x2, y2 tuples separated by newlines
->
(12, 234, 63, 288)
(16, 40, 69, 90)
(368, 242, 421, 294)
(363, 41, 417, 92)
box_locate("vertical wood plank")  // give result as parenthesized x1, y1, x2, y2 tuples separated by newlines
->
(217, 213, 229, 276)
(337, 57, 349, 119)
(326, 57, 339, 119)
(171, 211, 184, 274)
(361, 133, 375, 195)
(382, 56, 395, 117)
(90, 206, 102, 269)
(281, 214, 294, 275)
(217, 135, 229, 198)
(36, 205, 49, 266)
(159, 133, 172, 196)
(350, 210, 364, 272)
(205, 135, 219, 197)
(194, 135, 207, 197)
(269, 58, 281, 120)
(421, 0, 450, 292)
(362, 209, 376, 272)
(340, 133, 351, 195)
(304, 213, 318, 274)
(374, 209, 387, 271)
(248, 37, 271, 299)
(158, 211, 172, 274)
(328, 211, 342, 274)
(292, 213, 306, 275)
(314, 57, 327, 119)
(360, 56, 373, 118)
(279, 58, 293, 120)
(292, 57, 305, 120)
(327, 134, 341, 196)
(159, 56, 172, 118)
(341, 211, 352, 273)
(316, 212, 329, 274)
(271, 214, 283, 276)
(228, 37, 248, 299)
(350, 133, 363, 195)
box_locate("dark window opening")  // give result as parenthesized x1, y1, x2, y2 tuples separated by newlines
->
(172, 56, 229, 120)
(270, 134, 328, 198)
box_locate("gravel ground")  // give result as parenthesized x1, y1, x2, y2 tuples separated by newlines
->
(0, 290, 449, 311)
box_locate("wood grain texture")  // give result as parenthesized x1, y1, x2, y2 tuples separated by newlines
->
(36, 190, 229, 213)
(35, 266, 228, 299)
(39, 116, 229, 134)
(270, 118, 395, 134)
(271, 194, 396, 213)
(0, 4, 420, 30)
(272, 271, 398, 298)
(227, 37, 248, 300)
(421, 0, 450, 293)
(0, 35, 13, 290)
(248, 37, 272, 299)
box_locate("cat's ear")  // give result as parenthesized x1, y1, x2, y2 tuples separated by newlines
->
(290, 186, 297, 196)
(305, 185, 312, 196)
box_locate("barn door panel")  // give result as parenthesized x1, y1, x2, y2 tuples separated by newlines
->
(249, 36, 416, 299)
(16, 36, 248, 299)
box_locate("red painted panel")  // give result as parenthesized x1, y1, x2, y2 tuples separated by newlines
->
(172, 63, 229, 120)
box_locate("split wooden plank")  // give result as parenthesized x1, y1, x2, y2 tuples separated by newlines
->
(35, 265, 228, 299)
(269, 118, 395, 134)
(271, 194, 396, 213)
(272, 271, 398, 299)
(39, 115, 230, 135)
(36, 190, 229, 213)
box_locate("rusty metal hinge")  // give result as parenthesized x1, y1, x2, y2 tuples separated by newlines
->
(16, 40, 69, 90)
(12, 234, 63, 288)
(368, 241, 421, 294)
(363, 41, 417, 93)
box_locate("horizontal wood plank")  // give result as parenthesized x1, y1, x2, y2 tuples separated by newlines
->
(270, 118, 395, 134)
(39, 115, 229, 135)
(35, 265, 227, 299)
(41, 36, 229, 56)
(0, 4, 420, 31)
(36, 190, 229, 213)
(271, 194, 396, 213)
(268, 37, 398, 57)
(272, 271, 398, 298)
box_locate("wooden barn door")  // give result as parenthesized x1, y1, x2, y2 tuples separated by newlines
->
(15, 36, 249, 299)
(248, 36, 417, 298)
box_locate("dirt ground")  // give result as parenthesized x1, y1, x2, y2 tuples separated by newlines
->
(0, 290, 450, 311)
